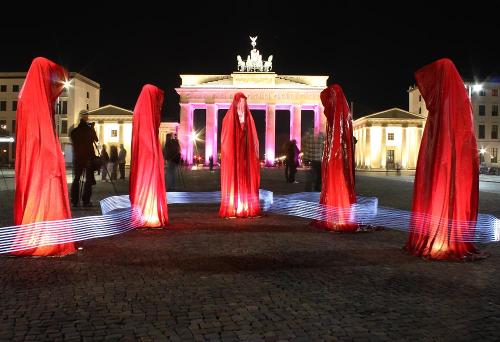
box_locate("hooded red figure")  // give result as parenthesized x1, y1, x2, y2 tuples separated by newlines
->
(405, 58, 485, 260)
(12, 57, 75, 256)
(313, 84, 357, 231)
(219, 92, 261, 218)
(129, 84, 168, 228)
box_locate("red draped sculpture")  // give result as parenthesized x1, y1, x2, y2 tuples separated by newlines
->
(219, 92, 261, 218)
(405, 58, 485, 260)
(313, 84, 357, 231)
(129, 84, 168, 228)
(13, 57, 75, 256)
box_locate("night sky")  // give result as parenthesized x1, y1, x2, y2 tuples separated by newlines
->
(2, 4, 499, 154)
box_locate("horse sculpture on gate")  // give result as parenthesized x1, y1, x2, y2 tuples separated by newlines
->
(236, 37, 273, 72)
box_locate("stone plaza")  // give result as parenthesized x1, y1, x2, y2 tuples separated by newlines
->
(0, 168, 499, 341)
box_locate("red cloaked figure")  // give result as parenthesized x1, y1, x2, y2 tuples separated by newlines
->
(12, 57, 75, 256)
(405, 58, 486, 260)
(313, 84, 357, 231)
(129, 85, 168, 227)
(219, 92, 261, 218)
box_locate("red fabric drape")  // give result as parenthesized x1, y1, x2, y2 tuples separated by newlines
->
(12, 57, 75, 256)
(313, 84, 357, 231)
(405, 58, 481, 260)
(129, 84, 168, 228)
(219, 92, 261, 218)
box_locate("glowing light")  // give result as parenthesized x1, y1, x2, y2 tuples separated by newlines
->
(472, 84, 483, 93)
(1, 190, 498, 255)
(0, 137, 14, 142)
(480, 147, 487, 154)
(62, 79, 72, 89)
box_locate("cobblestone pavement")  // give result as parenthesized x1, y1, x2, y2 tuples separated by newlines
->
(0, 168, 499, 341)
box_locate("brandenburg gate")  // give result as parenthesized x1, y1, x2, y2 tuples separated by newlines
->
(176, 37, 328, 166)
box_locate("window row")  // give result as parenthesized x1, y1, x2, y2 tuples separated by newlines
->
(479, 89, 499, 97)
(478, 125, 499, 139)
(0, 84, 20, 92)
(478, 104, 499, 116)
(481, 148, 498, 164)
(0, 101, 17, 111)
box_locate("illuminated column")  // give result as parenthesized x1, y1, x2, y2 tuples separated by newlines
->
(381, 125, 387, 169)
(265, 104, 276, 166)
(314, 105, 320, 135)
(205, 103, 217, 165)
(319, 105, 326, 134)
(98, 120, 104, 142)
(118, 120, 124, 145)
(365, 125, 371, 169)
(179, 103, 194, 165)
(401, 124, 407, 169)
(290, 104, 302, 149)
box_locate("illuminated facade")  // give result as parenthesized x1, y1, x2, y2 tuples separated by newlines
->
(353, 108, 425, 170)
(0, 72, 100, 165)
(175, 37, 328, 166)
(88, 105, 178, 166)
(409, 80, 500, 168)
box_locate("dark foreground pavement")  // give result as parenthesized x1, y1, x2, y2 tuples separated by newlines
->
(0, 168, 499, 341)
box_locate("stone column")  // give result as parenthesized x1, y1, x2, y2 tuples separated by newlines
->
(118, 120, 124, 145)
(265, 104, 276, 166)
(381, 125, 387, 169)
(98, 120, 104, 143)
(314, 105, 320, 135)
(365, 125, 371, 169)
(319, 105, 326, 135)
(205, 103, 217, 165)
(401, 125, 407, 169)
(290, 104, 302, 150)
(179, 103, 193, 165)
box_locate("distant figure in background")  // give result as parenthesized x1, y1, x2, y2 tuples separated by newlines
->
(164, 133, 181, 190)
(285, 139, 299, 183)
(118, 144, 127, 180)
(302, 128, 325, 191)
(109, 145, 118, 181)
(209, 155, 214, 172)
(100, 145, 109, 181)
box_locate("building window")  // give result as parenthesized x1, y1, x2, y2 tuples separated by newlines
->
(0, 120, 6, 131)
(12, 101, 17, 111)
(0, 85, 6, 92)
(492, 125, 498, 139)
(62, 101, 67, 115)
(0, 101, 6, 111)
(479, 125, 485, 139)
(12, 120, 15, 134)
(479, 151, 485, 164)
(111, 129, 118, 137)
(61, 120, 68, 135)
(12, 85, 19, 92)
(86, 91, 89, 99)
(418, 95, 422, 102)
(493, 104, 498, 116)
(491, 148, 498, 163)
(387, 133, 394, 140)
(493, 89, 499, 97)
(418, 107, 422, 114)
(479, 105, 486, 116)
(86, 104, 89, 110)
(479, 90, 486, 96)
